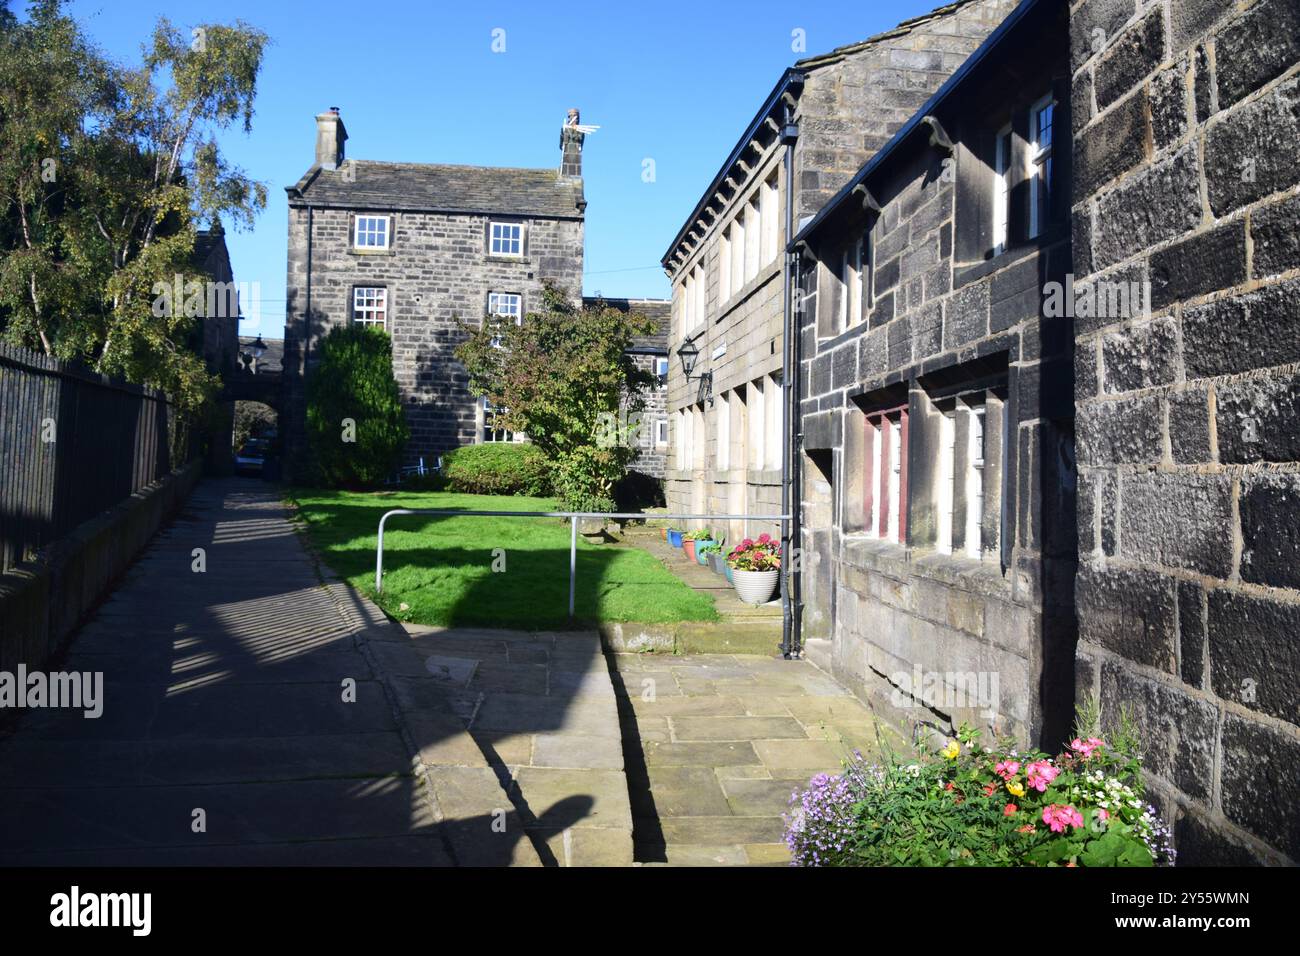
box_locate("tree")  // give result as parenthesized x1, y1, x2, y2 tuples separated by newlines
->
(456, 284, 657, 511)
(0, 0, 269, 411)
(306, 325, 409, 489)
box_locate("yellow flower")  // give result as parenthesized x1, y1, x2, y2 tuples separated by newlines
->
(1006, 780, 1026, 798)
(942, 740, 960, 760)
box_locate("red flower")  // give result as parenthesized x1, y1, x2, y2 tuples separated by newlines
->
(1003, 803, 1017, 816)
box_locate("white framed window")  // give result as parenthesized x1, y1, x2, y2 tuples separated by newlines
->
(354, 215, 390, 250)
(488, 292, 522, 321)
(992, 124, 1012, 255)
(744, 196, 761, 284)
(886, 416, 903, 543)
(761, 174, 779, 266)
(719, 231, 732, 304)
(1028, 96, 1055, 240)
(729, 218, 745, 298)
(765, 373, 782, 469)
(864, 406, 908, 543)
(936, 411, 957, 555)
(655, 417, 669, 447)
(487, 292, 521, 348)
(489, 221, 523, 256)
(352, 287, 388, 329)
(965, 404, 986, 558)
(748, 376, 765, 469)
(482, 397, 518, 443)
(716, 393, 730, 470)
(655, 356, 669, 385)
(839, 236, 866, 331)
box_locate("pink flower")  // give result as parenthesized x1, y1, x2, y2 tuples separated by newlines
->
(1003, 803, 1017, 816)
(757, 533, 771, 544)
(741, 538, 754, 549)
(1042, 804, 1084, 833)
(1025, 760, 1060, 792)
(994, 760, 1020, 780)
(1097, 809, 1109, 821)
(1069, 737, 1106, 759)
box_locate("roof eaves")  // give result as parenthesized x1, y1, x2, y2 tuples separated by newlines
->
(792, 0, 1042, 247)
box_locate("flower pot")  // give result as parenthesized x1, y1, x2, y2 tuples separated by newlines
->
(708, 552, 726, 574)
(732, 568, 779, 605)
(660, 527, 667, 541)
(724, 563, 734, 584)
(668, 530, 684, 549)
(683, 539, 697, 562)
(695, 540, 715, 565)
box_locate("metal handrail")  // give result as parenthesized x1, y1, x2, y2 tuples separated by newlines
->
(374, 509, 790, 618)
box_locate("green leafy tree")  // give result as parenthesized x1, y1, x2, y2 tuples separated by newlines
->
(306, 325, 409, 488)
(456, 284, 657, 511)
(0, 1, 269, 411)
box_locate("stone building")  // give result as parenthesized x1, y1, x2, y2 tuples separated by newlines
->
(280, 108, 586, 474)
(1070, 0, 1300, 864)
(792, 0, 1073, 751)
(660, 0, 1020, 549)
(586, 297, 671, 479)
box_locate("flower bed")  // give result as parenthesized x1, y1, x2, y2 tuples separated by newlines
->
(785, 710, 1175, 867)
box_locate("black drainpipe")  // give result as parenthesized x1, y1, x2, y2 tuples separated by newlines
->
(779, 102, 800, 660)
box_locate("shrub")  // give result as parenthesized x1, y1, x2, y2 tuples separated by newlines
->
(306, 325, 409, 488)
(785, 709, 1175, 867)
(441, 443, 551, 496)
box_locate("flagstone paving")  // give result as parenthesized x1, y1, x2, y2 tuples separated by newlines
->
(0, 479, 623, 867)
(609, 652, 901, 866)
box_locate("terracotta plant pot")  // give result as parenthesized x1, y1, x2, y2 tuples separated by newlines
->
(732, 568, 779, 605)
(668, 530, 684, 548)
(683, 539, 697, 562)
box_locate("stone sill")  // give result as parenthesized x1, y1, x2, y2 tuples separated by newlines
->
(716, 261, 782, 323)
(484, 254, 529, 265)
(664, 468, 782, 487)
(840, 533, 1013, 601)
(348, 247, 393, 257)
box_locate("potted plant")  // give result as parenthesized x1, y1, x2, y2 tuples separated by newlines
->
(667, 528, 684, 549)
(682, 529, 712, 563)
(694, 535, 717, 565)
(700, 542, 726, 574)
(727, 534, 781, 604)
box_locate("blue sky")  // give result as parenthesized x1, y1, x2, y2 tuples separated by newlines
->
(64, 0, 944, 335)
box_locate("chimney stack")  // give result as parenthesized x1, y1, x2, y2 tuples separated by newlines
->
(315, 107, 348, 170)
(560, 107, 584, 178)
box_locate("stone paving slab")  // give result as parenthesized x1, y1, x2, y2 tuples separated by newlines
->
(375, 622, 635, 866)
(611, 651, 892, 867)
(0, 480, 535, 867)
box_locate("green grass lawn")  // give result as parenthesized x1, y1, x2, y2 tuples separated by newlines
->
(287, 488, 718, 629)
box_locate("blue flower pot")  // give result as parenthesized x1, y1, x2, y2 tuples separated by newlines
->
(668, 530, 684, 548)
(724, 564, 734, 584)
(695, 540, 715, 564)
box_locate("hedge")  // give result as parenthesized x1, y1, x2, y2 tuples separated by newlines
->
(441, 443, 551, 496)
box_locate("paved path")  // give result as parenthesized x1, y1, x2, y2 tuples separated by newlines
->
(0, 480, 544, 865)
(610, 652, 902, 866)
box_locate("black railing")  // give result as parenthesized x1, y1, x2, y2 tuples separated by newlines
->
(0, 343, 192, 572)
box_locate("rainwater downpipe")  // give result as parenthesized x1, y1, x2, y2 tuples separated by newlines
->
(780, 106, 800, 659)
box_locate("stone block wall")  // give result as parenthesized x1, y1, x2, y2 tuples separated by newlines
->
(797, 0, 1074, 749)
(665, 0, 1019, 542)
(282, 206, 582, 472)
(1070, 0, 1300, 864)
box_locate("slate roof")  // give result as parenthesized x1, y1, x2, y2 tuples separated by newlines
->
(287, 161, 585, 220)
(238, 335, 284, 373)
(586, 297, 670, 354)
